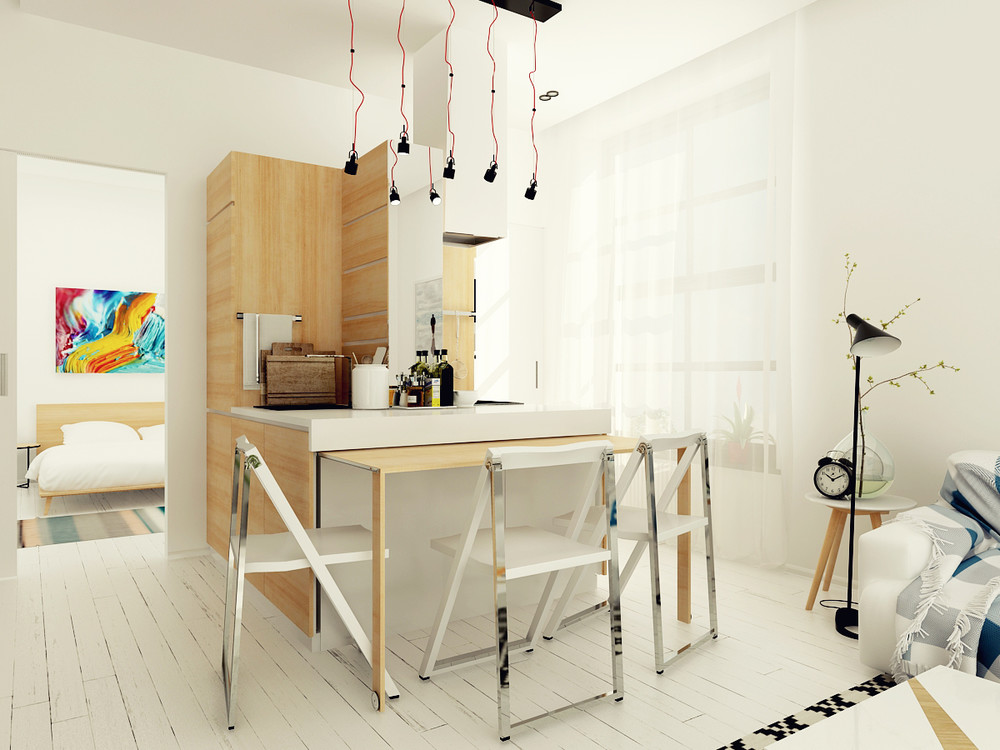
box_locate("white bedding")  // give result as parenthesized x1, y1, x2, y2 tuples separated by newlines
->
(26, 441, 165, 493)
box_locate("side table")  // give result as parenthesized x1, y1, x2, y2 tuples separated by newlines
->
(17, 443, 40, 489)
(804, 492, 916, 611)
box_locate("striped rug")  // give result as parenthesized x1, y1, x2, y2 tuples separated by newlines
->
(18, 506, 165, 548)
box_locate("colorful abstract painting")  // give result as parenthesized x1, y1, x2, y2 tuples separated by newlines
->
(56, 287, 165, 374)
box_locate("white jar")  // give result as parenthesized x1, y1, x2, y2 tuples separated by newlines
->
(352, 364, 390, 410)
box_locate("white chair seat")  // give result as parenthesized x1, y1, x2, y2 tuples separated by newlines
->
(242, 525, 387, 573)
(431, 526, 611, 581)
(553, 506, 708, 541)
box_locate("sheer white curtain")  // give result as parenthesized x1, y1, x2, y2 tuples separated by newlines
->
(541, 25, 793, 565)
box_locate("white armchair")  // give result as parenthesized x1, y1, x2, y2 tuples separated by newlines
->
(857, 522, 933, 672)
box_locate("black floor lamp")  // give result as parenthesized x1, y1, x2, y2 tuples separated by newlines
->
(835, 313, 901, 639)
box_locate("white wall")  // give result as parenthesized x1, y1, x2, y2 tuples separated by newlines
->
(0, 152, 17, 578)
(0, 0, 395, 556)
(787, 0, 1000, 575)
(16, 156, 165, 446)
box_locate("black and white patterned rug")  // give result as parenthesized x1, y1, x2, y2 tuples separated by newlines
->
(717, 672, 896, 749)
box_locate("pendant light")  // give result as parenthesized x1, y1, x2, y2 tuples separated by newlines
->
(428, 149, 442, 205)
(441, 0, 458, 179)
(389, 141, 401, 205)
(396, 0, 410, 154)
(483, 0, 500, 183)
(344, 0, 364, 175)
(524, 5, 539, 200)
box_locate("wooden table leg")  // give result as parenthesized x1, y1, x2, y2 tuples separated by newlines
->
(870, 512, 885, 530)
(821, 510, 848, 593)
(806, 510, 842, 611)
(372, 469, 386, 711)
(676, 447, 691, 624)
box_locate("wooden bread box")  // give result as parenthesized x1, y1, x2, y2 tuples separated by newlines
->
(261, 343, 349, 406)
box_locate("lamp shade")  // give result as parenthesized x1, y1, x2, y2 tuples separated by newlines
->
(846, 313, 901, 358)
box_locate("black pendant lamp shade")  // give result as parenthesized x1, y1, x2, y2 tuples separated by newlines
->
(846, 314, 901, 357)
(397, 131, 410, 154)
(524, 179, 537, 200)
(344, 150, 359, 176)
(389, 184, 401, 205)
(443, 156, 456, 180)
(484, 161, 498, 183)
(429, 187, 442, 205)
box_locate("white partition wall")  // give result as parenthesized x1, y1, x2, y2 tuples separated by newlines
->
(0, 151, 17, 579)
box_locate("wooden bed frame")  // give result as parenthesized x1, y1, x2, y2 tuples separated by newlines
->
(35, 402, 165, 515)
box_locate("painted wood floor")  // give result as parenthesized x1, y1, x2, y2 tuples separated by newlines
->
(0, 531, 877, 750)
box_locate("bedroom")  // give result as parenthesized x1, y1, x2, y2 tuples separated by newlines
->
(0, 0, 998, 746)
(14, 156, 166, 537)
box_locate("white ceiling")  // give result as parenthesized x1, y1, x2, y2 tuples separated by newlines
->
(19, 0, 815, 128)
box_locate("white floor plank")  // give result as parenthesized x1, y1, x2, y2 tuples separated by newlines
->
(93, 596, 179, 750)
(12, 548, 47, 710)
(108, 566, 225, 749)
(0, 695, 11, 750)
(56, 544, 114, 683)
(38, 545, 88, 723)
(51, 715, 95, 750)
(0, 578, 17, 700)
(84, 675, 137, 750)
(10, 701, 51, 750)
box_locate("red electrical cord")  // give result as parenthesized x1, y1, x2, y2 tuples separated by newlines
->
(486, 0, 499, 164)
(347, 0, 364, 151)
(390, 141, 398, 187)
(529, 7, 539, 181)
(397, 0, 409, 137)
(427, 147, 433, 187)
(445, 0, 456, 160)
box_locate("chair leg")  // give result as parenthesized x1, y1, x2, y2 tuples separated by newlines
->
(492, 464, 512, 741)
(701, 439, 718, 640)
(420, 470, 491, 678)
(604, 450, 624, 699)
(223, 449, 251, 730)
(643, 450, 666, 669)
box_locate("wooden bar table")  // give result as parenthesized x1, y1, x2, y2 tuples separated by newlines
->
(319, 434, 654, 711)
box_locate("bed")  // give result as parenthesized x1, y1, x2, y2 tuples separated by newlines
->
(26, 402, 165, 516)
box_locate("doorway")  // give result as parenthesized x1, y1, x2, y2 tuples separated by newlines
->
(14, 155, 166, 547)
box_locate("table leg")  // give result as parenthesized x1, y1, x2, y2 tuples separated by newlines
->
(676, 447, 691, 624)
(870, 512, 884, 530)
(806, 510, 841, 611)
(821, 511, 848, 592)
(372, 469, 386, 711)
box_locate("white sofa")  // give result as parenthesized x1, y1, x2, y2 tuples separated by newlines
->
(858, 521, 933, 672)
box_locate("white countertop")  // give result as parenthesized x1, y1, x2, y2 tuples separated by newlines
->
(227, 404, 613, 452)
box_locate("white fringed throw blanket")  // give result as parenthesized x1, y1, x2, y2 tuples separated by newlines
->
(890, 451, 1000, 683)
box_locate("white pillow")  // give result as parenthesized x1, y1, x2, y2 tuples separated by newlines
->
(61, 421, 141, 445)
(139, 424, 165, 441)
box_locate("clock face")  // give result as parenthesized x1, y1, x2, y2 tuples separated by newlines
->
(815, 461, 852, 498)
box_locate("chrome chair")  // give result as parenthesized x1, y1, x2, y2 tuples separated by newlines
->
(418, 440, 624, 741)
(222, 435, 398, 729)
(547, 431, 718, 673)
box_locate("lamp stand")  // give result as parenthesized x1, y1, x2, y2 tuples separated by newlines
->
(835, 354, 862, 639)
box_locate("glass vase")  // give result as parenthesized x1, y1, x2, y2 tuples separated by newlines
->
(833, 429, 894, 498)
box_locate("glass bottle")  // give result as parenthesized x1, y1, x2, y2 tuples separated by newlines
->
(438, 349, 454, 406)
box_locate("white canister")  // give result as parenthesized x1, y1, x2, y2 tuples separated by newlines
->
(352, 364, 390, 409)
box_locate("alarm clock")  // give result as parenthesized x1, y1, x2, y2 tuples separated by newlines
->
(814, 455, 854, 499)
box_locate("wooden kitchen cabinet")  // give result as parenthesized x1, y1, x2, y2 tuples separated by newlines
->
(206, 152, 343, 410)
